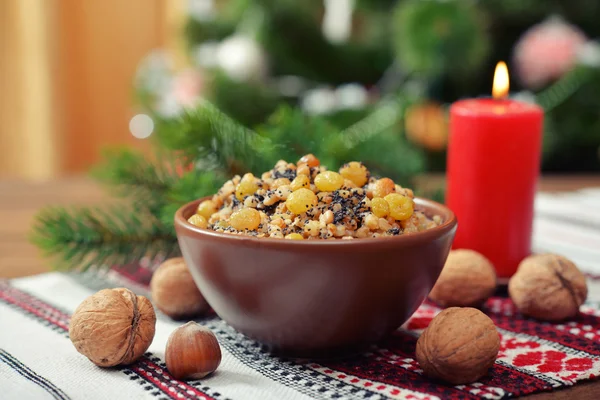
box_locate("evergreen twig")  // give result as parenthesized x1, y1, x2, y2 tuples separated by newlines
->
(154, 101, 273, 174)
(91, 149, 179, 211)
(92, 149, 176, 192)
(199, 101, 274, 172)
(158, 170, 225, 235)
(340, 95, 412, 149)
(31, 206, 178, 271)
(536, 66, 592, 112)
(31, 100, 426, 271)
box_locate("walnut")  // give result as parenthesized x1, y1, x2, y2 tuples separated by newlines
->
(416, 307, 500, 384)
(69, 288, 156, 367)
(150, 257, 210, 319)
(508, 254, 587, 321)
(429, 249, 496, 307)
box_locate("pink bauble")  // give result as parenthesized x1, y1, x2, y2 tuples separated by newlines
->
(513, 17, 587, 88)
(172, 69, 204, 108)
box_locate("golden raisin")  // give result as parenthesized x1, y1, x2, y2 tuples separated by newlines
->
(229, 208, 261, 230)
(188, 214, 208, 228)
(285, 233, 304, 240)
(314, 171, 344, 192)
(290, 175, 311, 191)
(197, 200, 217, 219)
(371, 198, 390, 218)
(385, 193, 414, 221)
(299, 154, 320, 168)
(235, 174, 259, 200)
(373, 178, 396, 198)
(340, 162, 368, 187)
(286, 188, 317, 214)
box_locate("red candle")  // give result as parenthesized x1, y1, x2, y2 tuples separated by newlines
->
(446, 62, 544, 279)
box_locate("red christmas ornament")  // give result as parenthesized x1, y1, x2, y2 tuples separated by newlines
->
(172, 69, 204, 108)
(513, 17, 587, 89)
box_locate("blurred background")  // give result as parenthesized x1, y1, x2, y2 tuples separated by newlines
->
(2, 0, 600, 279)
(0, 0, 171, 179)
(1, 0, 600, 181)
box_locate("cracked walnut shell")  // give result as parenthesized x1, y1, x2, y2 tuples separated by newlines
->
(429, 249, 496, 307)
(69, 288, 156, 367)
(508, 254, 587, 321)
(416, 307, 500, 384)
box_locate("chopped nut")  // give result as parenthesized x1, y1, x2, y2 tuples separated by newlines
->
(271, 178, 291, 189)
(304, 220, 320, 237)
(297, 164, 310, 176)
(364, 213, 379, 230)
(378, 218, 392, 231)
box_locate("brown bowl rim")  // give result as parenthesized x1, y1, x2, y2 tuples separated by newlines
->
(175, 196, 456, 248)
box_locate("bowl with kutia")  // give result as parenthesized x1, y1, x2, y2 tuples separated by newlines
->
(175, 196, 457, 357)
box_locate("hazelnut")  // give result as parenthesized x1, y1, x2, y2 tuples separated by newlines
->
(69, 288, 156, 367)
(416, 307, 500, 385)
(429, 249, 496, 307)
(166, 322, 222, 380)
(509, 254, 587, 321)
(151, 258, 210, 319)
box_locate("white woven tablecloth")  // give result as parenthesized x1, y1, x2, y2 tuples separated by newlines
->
(534, 188, 600, 279)
(1, 188, 600, 400)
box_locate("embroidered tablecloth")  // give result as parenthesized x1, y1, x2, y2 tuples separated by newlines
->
(2, 189, 600, 400)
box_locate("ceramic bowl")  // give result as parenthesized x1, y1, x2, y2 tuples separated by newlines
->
(175, 197, 456, 356)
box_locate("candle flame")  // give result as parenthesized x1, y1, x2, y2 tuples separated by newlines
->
(492, 61, 509, 99)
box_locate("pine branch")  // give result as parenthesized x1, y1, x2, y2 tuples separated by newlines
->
(30, 168, 223, 271)
(340, 95, 412, 149)
(31, 206, 178, 271)
(154, 101, 274, 175)
(201, 101, 274, 172)
(31, 99, 429, 272)
(255, 106, 343, 169)
(91, 148, 180, 212)
(536, 66, 593, 112)
(155, 95, 425, 179)
(331, 95, 426, 184)
(158, 170, 225, 235)
(209, 71, 280, 126)
(158, 97, 426, 181)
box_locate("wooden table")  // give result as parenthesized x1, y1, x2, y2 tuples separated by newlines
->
(1, 175, 600, 399)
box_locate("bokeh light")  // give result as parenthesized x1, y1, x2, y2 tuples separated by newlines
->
(129, 114, 154, 139)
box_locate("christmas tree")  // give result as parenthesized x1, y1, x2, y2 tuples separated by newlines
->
(137, 0, 600, 170)
(32, 0, 600, 271)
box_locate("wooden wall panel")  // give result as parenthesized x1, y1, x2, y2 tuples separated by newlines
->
(0, 0, 192, 178)
(55, 0, 166, 173)
(0, 0, 58, 179)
